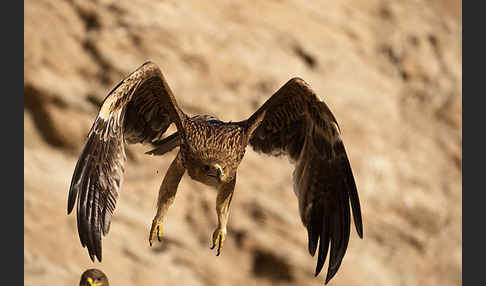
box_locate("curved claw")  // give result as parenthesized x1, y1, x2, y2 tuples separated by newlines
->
(210, 229, 227, 256)
(149, 219, 164, 246)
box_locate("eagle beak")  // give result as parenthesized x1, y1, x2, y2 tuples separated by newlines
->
(215, 165, 223, 182)
(216, 167, 223, 182)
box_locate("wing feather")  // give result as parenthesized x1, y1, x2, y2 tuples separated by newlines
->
(67, 61, 186, 261)
(245, 78, 363, 284)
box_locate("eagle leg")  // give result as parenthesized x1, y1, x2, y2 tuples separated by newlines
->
(149, 151, 185, 246)
(210, 177, 236, 256)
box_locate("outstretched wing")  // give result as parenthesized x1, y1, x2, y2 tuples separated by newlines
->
(244, 78, 363, 284)
(67, 61, 186, 262)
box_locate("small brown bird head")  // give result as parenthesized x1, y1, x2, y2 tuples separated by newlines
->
(79, 269, 109, 286)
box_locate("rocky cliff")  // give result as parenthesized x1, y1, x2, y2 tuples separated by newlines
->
(24, 0, 462, 285)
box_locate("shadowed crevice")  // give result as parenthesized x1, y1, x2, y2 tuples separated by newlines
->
(24, 85, 70, 148)
(293, 44, 317, 69)
(251, 248, 295, 282)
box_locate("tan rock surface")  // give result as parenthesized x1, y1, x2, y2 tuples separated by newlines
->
(24, 0, 461, 285)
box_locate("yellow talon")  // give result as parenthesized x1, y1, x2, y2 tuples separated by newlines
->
(210, 229, 227, 256)
(149, 219, 163, 246)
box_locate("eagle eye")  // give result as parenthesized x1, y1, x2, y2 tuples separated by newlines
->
(202, 165, 210, 172)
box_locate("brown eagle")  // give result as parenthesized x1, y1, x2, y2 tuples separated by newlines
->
(67, 61, 363, 284)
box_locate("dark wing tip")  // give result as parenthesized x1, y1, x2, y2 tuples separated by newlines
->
(67, 190, 76, 215)
(307, 228, 318, 257)
(86, 241, 102, 262)
(67, 180, 77, 214)
(84, 220, 103, 263)
(339, 142, 363, 240)
(313, 216, 330, 278)
(325, 270, 337, 285)
(309, 141, 360, 284)
(89, 251, 95, 262)
(94, 248, 102, 262)
(357, 223, 364, 239)
(352, 193, 364, 239)
(325, 250, 346, 284)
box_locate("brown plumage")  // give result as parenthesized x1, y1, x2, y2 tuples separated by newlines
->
(79, 269, 109, 286)
(67, 61, 363, 284)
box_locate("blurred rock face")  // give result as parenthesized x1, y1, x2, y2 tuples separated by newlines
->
(24, 0, 461, 285)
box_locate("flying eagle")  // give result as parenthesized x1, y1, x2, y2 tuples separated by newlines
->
(67, 61, 363, 284)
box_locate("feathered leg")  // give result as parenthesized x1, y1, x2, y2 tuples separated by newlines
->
(149, 151, 185, 246)
(210, 177, 236, 256)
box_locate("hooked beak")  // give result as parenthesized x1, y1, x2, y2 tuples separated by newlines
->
(206, 164, 223, 183)
(216, 167, 222, 182)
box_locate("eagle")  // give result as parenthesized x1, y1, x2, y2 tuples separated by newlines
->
(67, 61, 363, 284)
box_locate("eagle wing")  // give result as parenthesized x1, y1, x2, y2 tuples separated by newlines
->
(244, 78, 363, 284)
(67, 61, 186, 262)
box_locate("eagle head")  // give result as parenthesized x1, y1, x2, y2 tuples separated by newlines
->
(187, 158, 234, 188)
